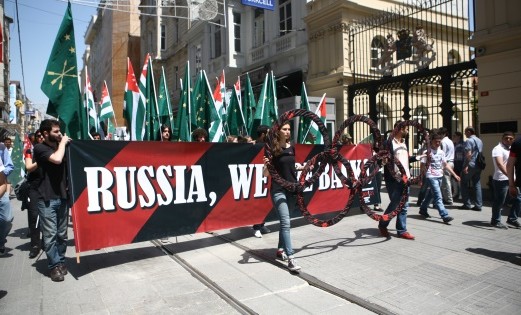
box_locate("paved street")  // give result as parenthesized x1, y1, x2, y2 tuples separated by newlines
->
(1, 187, 521, 314)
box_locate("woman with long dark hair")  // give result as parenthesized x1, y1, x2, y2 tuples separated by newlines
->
(263, 122, 303, 272)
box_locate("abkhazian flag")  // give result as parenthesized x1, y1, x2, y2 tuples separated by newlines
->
(250, 72, 278, 137)
(213, 70, 227, 123)
(139, 53, 160, 141)
(84, 66, 98, 135)
(99, 80, 116, 139)
(158, 66, 174, 130)
(297, 82, 311, 144)
(174, 62, 193, 142)
(40, 2, 86, 139)
(226, 77, 246, 136)
(307, 93, 327, 145)
(123, 57, 143, 140)
(243, 73, 256, 136)
(192, 70, 225, 142)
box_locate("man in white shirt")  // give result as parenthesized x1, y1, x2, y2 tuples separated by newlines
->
(419, 133, 460, 224)
(491, 132, 516, 228)
(439, 128, 455, 205)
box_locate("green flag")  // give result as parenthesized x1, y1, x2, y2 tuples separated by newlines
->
(40, 2, 85, 139)
(297, 83, 311, 144)
(158, 67, 174, 130)
(226, 85, 246, 136)
(251, 72, 278, 137)
(192, 70, 225, 142)
(123, 57, 143, 140)
(244, 74, 256, 136)
(174, 62, 193, 142)
(10, 133, 24, 185)
(139, 54, 160, 141)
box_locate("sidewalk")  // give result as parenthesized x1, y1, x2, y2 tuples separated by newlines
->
(1, 189, 521, 314)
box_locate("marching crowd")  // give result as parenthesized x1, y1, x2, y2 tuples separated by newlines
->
(1, 119, 521, 280)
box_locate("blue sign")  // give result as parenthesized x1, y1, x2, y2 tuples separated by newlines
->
(241, 0, 275, 11)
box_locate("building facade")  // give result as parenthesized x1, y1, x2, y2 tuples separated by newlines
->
(83, 0, 141, 127)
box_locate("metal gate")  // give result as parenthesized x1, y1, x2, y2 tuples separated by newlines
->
(347, 0, 477, 154)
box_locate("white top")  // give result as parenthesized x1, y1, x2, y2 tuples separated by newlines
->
(392, 138, 411, 178)
(441, 136, 455, 161)
(421, 147, 446, 178)
(492, 142, 509, 181)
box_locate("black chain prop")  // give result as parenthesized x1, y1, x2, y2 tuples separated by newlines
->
(264, 109, 429, 227)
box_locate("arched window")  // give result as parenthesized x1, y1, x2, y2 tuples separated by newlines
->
(371, 36, 386, 69)
(448, 49, 460, 65)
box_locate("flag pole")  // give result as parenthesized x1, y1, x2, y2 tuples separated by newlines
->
(149, 58, 161, 137)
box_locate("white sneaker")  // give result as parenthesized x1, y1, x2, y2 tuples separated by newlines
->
(287, 257, 301, 271)
(254, 230, 262, 238)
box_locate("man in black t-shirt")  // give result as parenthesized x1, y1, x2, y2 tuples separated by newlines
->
(33, 119, 71, 282)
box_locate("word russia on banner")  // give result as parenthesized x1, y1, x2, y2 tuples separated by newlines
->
(68, 141, 377, 254)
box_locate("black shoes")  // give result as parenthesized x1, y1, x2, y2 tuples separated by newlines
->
(28, 246, 40, 259)
(58, 264, 68, 275)
(471, 206, 482, 211)
(50, 267, 64, 282)
(419, 210, 431, 218)
(507, 219, 521, 228)
(259, 226, 271, 234)
(49, 264, 68, 282)
(443, 216, 454, 224)
(490, 222, 508, 229)
(458, 205, 472, 210)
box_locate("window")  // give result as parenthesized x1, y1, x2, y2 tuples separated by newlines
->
(195, 44, 202, 73)
(160, 24, 166, 51)
(254, 9, 264, 47)
(448, 49, 460, 65)
(212, 23, 222, 58)
(452, 105, 462, 132)
(371, 36, 386, 69)
(173, 19, 179, 44)
(279, 0, 292, 36)
(233, 12, 241, 53)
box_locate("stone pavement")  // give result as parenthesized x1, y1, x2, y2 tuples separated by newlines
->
(1, 188, 521, 314)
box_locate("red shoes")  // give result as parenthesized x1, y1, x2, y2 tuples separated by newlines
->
(399, 232, 415, 240)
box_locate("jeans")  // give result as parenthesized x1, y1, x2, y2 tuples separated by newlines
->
(461, 167, 483, 208)
(420, 177, 449, 218)
(379, 179, 409, 235)
(0, 194, 12, 249)
(492, 181, 521, 223)
(38, 198, 68, 269)
(271, 190, 296, 257)
(509, 188, 521, 222)
(442, 161, 454, 203)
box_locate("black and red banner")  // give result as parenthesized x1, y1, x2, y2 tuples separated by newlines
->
(68, 141, 378, 253)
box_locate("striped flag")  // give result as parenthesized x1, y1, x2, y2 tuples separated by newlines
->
(306, 94, 327, 145)
(99, 81, 116, 139)
(84, 66, 98, 135)
(123, 57, 143, 140)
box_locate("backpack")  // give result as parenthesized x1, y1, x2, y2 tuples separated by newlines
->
(470, 137, 486, 170)
(476, 151, 486, 170)
(14, 178, 30, 201)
